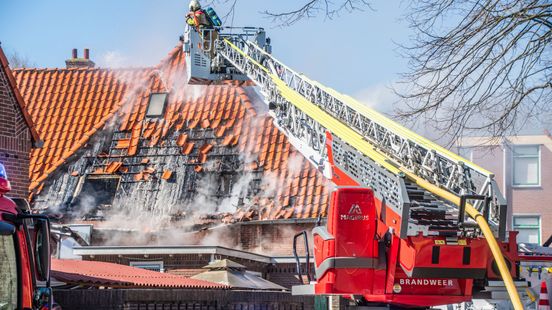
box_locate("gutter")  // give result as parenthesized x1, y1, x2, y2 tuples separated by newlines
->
(237, 218, 321, 226)
(73, 245, 272, 264)
(73, 245, 314, 265)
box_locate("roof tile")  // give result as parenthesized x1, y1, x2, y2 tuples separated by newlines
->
(176, 133, 188, 147)
(182, 142, 195, 155)
(199, 143, 214, 154)
(105, 162, 123, 174)
(161, 170, 173, 180)
(51, 259, 226, 289)
(16, 44, 330, 221)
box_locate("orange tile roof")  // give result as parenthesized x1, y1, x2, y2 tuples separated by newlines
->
(14, 67, 151, 190)
(14, 44, 330, 221)
(0, 45, 41, 144)
(51, 259, 226, 289)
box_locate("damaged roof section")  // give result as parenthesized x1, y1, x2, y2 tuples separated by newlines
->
(14, 67, 151, 190)
(14, 44, 330, 226)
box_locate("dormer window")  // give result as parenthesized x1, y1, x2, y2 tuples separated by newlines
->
(146, 93, 168, 117)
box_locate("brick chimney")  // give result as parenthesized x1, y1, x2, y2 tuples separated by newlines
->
(65, 48, 95, 69)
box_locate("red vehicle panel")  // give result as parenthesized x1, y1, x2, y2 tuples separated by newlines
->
(308, 187, 499, 307)
(0, 163, 53, 310)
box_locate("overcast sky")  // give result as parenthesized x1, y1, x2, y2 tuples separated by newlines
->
(0, 0, 410, 111)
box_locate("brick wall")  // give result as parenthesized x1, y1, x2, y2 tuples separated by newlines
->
(0, 63, 31, 198)
(237, 222, 315, 255)
(461, 138, 552, 240)
(91, 221, 316, 256)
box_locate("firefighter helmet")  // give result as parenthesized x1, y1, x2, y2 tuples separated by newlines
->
(189, 0, 201, 11)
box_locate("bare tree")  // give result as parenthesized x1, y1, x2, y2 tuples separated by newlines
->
(263, 0, 372, 26)
(204, 0, 238, 22)
(398, 0, 552, 140)
(7, 50, 35, 68)
(205, 0, 372, 26)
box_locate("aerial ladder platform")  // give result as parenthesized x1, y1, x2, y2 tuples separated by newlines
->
(183, 17, 534, 309)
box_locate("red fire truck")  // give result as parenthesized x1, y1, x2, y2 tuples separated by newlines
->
(0, 163, 52, 310)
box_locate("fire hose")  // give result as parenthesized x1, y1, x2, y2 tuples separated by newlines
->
(404, 171, 524, 310)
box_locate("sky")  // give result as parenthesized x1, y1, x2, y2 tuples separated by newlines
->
(0, 0, 411, 111)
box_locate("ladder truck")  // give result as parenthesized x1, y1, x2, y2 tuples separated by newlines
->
(183, 16, 531, 309)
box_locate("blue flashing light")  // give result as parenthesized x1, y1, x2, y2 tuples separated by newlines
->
(0, 163, 7, 179)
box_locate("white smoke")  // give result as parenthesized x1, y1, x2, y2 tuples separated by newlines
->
(218, 173, 253, 213)
(190, 174, 221, 215)
(71, 46, 318, 249)
(99, 51, 128, 68)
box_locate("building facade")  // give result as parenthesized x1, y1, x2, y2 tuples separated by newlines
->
(0, 45, 40, 199)
(457, 134, 552, 244)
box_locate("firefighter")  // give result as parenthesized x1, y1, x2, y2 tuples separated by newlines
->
(186, 0, 210, 29)
(186, 0, 218, 57)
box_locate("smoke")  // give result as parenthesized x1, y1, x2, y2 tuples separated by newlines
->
(218, 173, 253, 213)
(189, 174, 221, 215)
(61, 44, 319, 250)
(196, 225, 241, 249)
(286, 152, 304, 175)
(354, 82, 398, 114)
(99, 51, 128, 68)
(68, 49, 201, 239)
(259, 171, 279, 198)
(94, 219, 310, 255)
(70, 193, 98, 219)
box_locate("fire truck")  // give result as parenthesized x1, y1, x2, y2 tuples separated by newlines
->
(0, 163, 52, 310)
(182, 8, 539, 309)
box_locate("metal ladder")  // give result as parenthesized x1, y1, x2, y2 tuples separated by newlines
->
(211, 33, 507, 238)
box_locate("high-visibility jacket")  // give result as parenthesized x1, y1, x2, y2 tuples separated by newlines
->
(186, 10, 210, 28)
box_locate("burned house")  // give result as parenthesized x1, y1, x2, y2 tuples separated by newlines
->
(13, 45, 330, 254)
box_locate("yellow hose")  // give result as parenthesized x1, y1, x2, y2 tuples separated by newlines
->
(465, 205, 523, 309)
(403, 171, 523, 310)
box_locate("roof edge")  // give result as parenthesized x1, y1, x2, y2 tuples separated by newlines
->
(0, 44, 42, 145)
(73, 245, 272, 263)
(13, 66, 153, 73)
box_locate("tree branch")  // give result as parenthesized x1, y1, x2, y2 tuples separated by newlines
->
(397, 0, 552, 142)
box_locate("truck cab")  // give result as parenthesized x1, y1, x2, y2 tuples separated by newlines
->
(0, 163, 52, 310)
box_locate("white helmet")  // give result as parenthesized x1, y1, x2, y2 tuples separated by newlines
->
(189, 0, 201, 11)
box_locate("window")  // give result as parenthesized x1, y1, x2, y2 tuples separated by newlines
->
(130, 261, 164, 272)
(0, 235, 18, 309)
(512, 145, 540, 186)
(457, 147, 473, 162)
(73, 176, 121, 211)
(146, 93, 168, 117)
(513, 215, 540, 244)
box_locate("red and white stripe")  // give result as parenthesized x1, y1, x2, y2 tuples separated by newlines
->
(539, 280, 550, 310)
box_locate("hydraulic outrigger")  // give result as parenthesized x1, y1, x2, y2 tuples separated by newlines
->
(183, 15, 526, 308)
